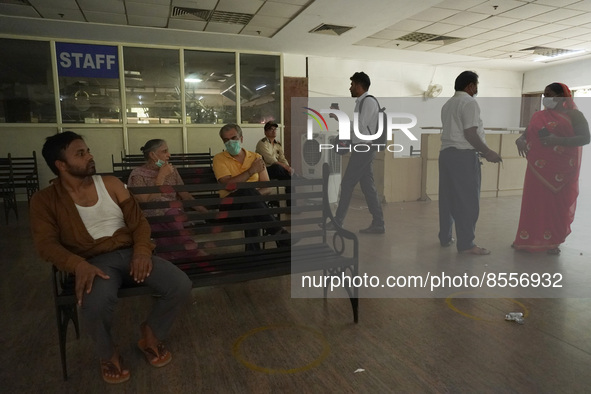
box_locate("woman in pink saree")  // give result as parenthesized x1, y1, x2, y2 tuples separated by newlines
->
(513, 83, 590, 254)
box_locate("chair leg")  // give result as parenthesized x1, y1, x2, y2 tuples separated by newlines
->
(55, 302, 77, 381)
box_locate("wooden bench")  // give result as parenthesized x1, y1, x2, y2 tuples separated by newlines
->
(0, 151, 39, 223)
(50, 164, 358, 380)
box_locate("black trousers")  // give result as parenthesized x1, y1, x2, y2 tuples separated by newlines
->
(438, 148, 481, 252)
(267, 163, 293, 206)
(220, 188, 281, 251)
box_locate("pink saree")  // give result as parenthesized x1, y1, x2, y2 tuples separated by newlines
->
(513, 108, 582, 252)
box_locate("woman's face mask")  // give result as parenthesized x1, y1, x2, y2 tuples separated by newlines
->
(543, 96, 559, 109)
(225, 139, 241, 156)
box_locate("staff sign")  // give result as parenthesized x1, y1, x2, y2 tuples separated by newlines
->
(56, 42, 119, 79)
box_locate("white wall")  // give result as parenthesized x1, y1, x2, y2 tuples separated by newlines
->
(523, 57, 591, 93)
(288, 55, 524, 155)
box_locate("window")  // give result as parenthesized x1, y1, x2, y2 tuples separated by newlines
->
(184, 50, 236, 124)
(57, 42, 121, 124)
(124, 47, 181, 124)
(0, 38, 56, 123)
(239, 54, 280, 124)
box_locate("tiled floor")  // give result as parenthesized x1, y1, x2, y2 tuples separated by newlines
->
(2, 176, 591, 392)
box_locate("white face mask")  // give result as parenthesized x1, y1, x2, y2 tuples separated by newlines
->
(543, 96, 558, 109)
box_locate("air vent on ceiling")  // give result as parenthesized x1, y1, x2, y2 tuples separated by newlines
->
(309, 24, 354, 36)
(0, 0, 31, 4)
(172, 7, 254, 25)
(396, 32, 463, 44)
(521, 46, 581, 57)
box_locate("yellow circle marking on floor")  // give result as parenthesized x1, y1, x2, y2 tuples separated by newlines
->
(446, 291, 530, 322)
(232, 324, 330, 374)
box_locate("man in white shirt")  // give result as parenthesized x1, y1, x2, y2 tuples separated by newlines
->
(439, 71, 502, 255)
(328, 72, 385, 234)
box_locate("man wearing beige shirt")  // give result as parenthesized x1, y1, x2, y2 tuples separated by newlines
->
(255, 121, 294, 205)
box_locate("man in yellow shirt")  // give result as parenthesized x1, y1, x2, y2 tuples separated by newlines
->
(212, 123, 289, 250)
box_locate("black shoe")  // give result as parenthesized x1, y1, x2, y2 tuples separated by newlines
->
(359, 225, 385, 234)
(441, 237, 455, 247)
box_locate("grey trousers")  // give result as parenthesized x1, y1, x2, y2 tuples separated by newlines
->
(438, 148, 481, 252)
(80, 248, 192, 360)
(335, 149, 384, 227)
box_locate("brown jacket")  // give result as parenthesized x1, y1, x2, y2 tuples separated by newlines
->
(30, 176, 154, 273)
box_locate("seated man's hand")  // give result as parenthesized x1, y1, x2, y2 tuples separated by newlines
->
(249, 158, 266, 175)
(130, 254, 153, 283)
(75, 260, 110, 306)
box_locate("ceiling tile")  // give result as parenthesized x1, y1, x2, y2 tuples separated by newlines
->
(172, 0, 218, 8)
(443, 37, 486, 49)
(241, 26, 277, 37)
(446, 25, 488, 38)
(526, 23, 570, 35)
(125, 2, 169, 18)
(409, 7, 458, 22)
(376, 40, 415, 49)
(0, 4, 39, 17)
(370, 29, 408, 40)
(555, 12, 591, 25)
(467, 0, 524, 15)
(543, 38, 587, 48)
(386, 19, 433, 32)
(257, 1, 301, 18)
(473, 49, 505, 57)
(518, 36, 566, 47)
(85, 11, 128, 24)
(36, 7, 85, 21)
(535, 0, 580, 6)
(498, 3, 556, 19)
(29, 0, 78, 9)
(269, 0, 310, 5)
(472, 29, 515, 40)
(497, 32, 539, 43)
(566, 0, 591, 12)
(205, 21, 244, 33)
(406, 42, 442, 51)
(247, 15, 290, 29)
(418, 22, 459, 35)
(167, 18, 207, 30)
(548, 26, 591, 38)
(529, 8, 584, 23)
(216, 0, 265, 14)
(354, 37, 391, 47)
(429, 45, 463, 53)
(128, 15, 168, 27)
(471, 15, 519, 29)
(436, 0, 487, 11)
(497, 20, 545, 32)
(441, 11, 490, 26)
(77, 0, 125, 13)
(453, 47, 483, 55)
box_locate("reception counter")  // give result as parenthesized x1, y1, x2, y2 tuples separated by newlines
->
(342, 131, 527, 203)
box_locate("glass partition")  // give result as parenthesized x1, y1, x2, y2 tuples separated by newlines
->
(123, 47, 181, 124)
(184, 50, 236, 124)
(239, 53, 280, 124)
(0, 38, 56, 123)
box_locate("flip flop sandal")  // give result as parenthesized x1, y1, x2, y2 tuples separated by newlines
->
(100, 357, 130, 384)
(138, 339, 172, 368)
